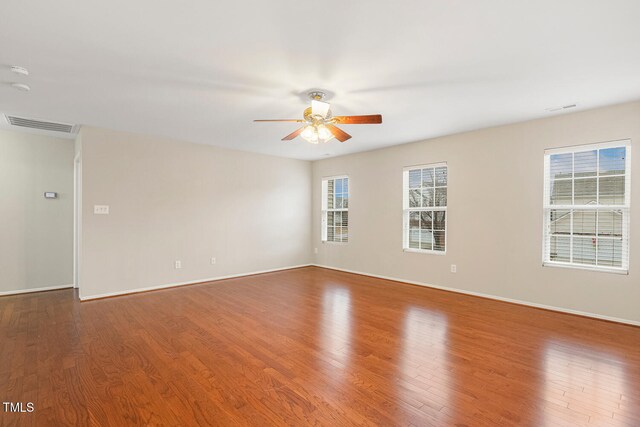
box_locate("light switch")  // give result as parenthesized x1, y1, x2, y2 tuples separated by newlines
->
(94, 205, 110, 215)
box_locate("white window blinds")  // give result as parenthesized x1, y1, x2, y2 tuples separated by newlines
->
(322, 176, 349, 243)
(543, 140, 631, 273)
(403, 164, 447, 253)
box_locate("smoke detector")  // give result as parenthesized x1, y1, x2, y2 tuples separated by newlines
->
(10, 83, 31, 92)
(10, 66, 29, 76)
(545, 104, 577, 112)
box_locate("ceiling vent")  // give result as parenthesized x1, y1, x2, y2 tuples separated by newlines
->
(4, 114, 77, 134)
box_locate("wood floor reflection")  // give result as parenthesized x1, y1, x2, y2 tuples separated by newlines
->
(1, 266, 639, 426)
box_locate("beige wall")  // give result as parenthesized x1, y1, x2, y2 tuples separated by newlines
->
(0, 129, 74, 293)
(312, 101, 640, 324)
(78, 126, 312, 299)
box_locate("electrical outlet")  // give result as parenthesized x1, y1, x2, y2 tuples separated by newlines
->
(175, 260, 182, 269)
(314, 248, 318, 254)
(450, 264, 457, 273)
(210, 257, 216, 265)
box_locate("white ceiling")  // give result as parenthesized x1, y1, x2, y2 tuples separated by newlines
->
(1, 0, 639, 160)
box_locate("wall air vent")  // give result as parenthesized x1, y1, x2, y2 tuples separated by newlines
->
(4, 114, 77, 134)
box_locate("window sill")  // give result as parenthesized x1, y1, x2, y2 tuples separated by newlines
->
(403, 248, 446, 256)
(322, 241, 348, 245)
(542, 261, 628, 275)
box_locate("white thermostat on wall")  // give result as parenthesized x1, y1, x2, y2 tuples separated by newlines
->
(94, 205, 110, 215)
(44, 192, 58, 199)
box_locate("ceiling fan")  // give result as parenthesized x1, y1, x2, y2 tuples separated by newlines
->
(254, 91, 382, 144)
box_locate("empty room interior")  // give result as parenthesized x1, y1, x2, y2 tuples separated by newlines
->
(1, 1, 640, 426)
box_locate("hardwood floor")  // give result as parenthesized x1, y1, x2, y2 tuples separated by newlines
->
(1, 266, 639, 426)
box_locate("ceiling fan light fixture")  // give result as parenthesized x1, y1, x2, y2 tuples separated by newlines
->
(301, 125, 320, 144)
(317, 124, 333, 141)
(300, 124, 334, 144)
(301, 125, 315, 141)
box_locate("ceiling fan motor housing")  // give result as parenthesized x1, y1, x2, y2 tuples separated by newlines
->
(304, 106, 332, 122)
(307, 91, 326, 101)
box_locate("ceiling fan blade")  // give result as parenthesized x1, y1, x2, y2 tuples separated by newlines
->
(326, 125, 352, 142)
(311, 100, 331, 118)
(281, 127, 305, 141)
(333, 114, 382, 124)
(254, 119, 305, 122)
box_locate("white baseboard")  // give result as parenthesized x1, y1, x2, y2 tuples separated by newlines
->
(79, 264, 312, 301)
(0, 284, 74, 297)
(26, 264, 637, 327)
(312, 264, 640, 327)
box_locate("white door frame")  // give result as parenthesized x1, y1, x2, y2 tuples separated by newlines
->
(73, 152, 82, 290)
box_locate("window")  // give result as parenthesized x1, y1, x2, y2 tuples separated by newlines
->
(543, 140, 631, 273)
(322, 176, 349, 243)
(403, 163, 447, 253)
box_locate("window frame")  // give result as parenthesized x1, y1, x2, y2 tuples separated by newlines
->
(542, 139, 631, 274)
(321, 175, 349, 244)
(402, 162, 448, 255)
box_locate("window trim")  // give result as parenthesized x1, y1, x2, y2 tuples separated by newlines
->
(542, 139, 631, 274)
(402, 162, 448, 255)
(321, 174, 349, 244)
